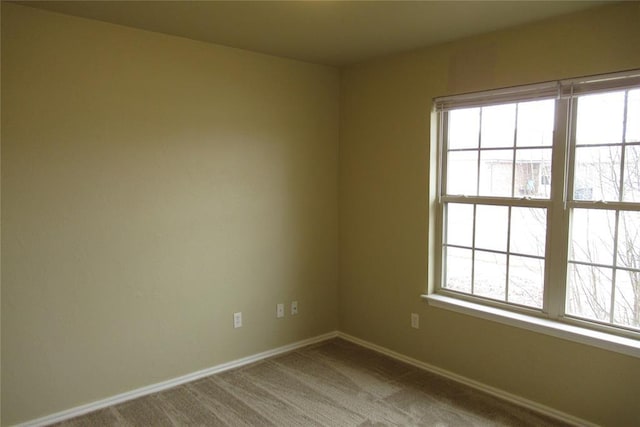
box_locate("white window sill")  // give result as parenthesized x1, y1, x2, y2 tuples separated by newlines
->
(422, 293, 640, 358)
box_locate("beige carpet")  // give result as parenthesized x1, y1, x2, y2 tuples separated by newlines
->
(53, 338, 568, 426)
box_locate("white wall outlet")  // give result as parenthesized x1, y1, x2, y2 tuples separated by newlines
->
(276, 303, 285, 318)
(291, 301, 298, 315)
(233, 312, 242, 328)
(411, 313, 419, 329)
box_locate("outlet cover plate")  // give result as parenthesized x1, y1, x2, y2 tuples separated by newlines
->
(411, 313, 419, 329)
(277, 303, 285, 318)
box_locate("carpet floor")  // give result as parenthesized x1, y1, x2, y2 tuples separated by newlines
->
(52, 338, 569, 426)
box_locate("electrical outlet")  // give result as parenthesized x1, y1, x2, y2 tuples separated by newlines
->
(276, 303, 285, 318)
(291, 301, 298, 315)
(411, 313, 419, 329)
(234, 312, 242, 328)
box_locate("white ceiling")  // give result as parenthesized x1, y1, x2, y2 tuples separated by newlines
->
(18, 1, 607, 66)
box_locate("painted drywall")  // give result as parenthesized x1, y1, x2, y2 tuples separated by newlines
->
(339, 2, 640, 426)
(1, 3, 339, 425)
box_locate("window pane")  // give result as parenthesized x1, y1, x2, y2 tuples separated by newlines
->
(447, 150, 477, 196)
(474, 250, 506, 301)
(508, 256, 544, 308)
(516, 99, 555, 147)
(481, 104, 516, 148)
(444, 247, 472, 293)
(573, 146, 621, 201)
(514, 149, 552, 198)
(475, 205, 508, 252)
(510, 207, 546, 257)
(617, 211, 640, 269)
(449, 108, 480, 149)
(576, 91, 625, 145)
(566, 264, 612, 322)
(439, 75, 640, 335)
(570, 209, 615, 266)
(614, 270, 640, 330)
(626, 89, 640, 143)
(623, 145, 640, 202)
(479, 149, 513, 197)
(446, 203, 474, 247)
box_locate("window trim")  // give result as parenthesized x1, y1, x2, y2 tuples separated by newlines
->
(422, 293, 640, 358)
(428, 69, 640, 356)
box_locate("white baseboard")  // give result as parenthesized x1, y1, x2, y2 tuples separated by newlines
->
(336, 332, 596, 427)
(16, 330, 595, 427)
(15, 331, 339, 427)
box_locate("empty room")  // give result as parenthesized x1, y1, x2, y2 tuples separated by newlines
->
(2, 1, 639, 426)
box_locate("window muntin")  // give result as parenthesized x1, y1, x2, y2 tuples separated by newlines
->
(441, 98, 553, 310)
(442, 202, 548, 309)
(445, 100, 554, 199)
(567, 208, 640, 330)
(436, 71, 640, 337)
(565, 87, 640, 332)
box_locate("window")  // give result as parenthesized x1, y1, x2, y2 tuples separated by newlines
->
(430, 70, 640, 348)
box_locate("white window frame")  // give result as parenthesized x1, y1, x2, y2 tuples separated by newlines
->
(424, 69, 640, 358)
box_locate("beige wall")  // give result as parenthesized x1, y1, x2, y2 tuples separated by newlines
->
(1, 4, 339, 425)
(339, 2, 640, 426)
